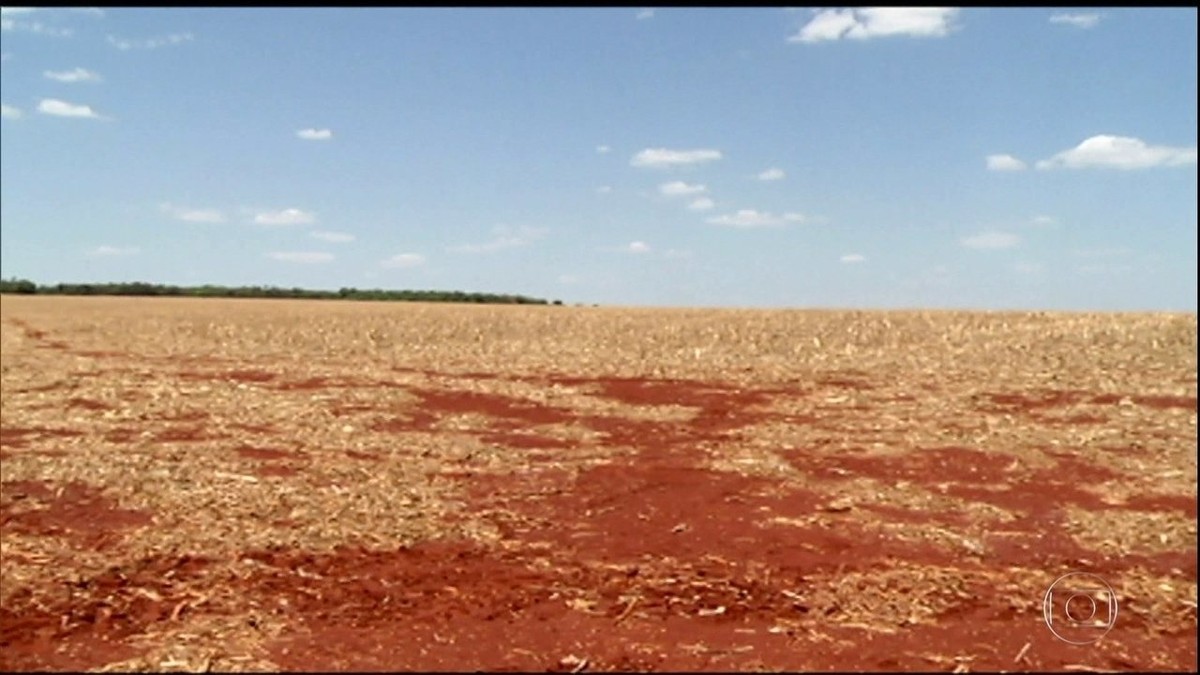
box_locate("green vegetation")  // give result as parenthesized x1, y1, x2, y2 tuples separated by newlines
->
(0, 278, 559, 305)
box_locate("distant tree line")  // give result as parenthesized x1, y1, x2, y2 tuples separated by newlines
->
(0, 278, 562, 305)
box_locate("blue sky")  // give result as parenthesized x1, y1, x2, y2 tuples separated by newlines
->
(1, 7, 1196, 310)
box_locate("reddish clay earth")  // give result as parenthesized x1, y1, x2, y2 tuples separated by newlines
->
(1, 300, 1196, 672)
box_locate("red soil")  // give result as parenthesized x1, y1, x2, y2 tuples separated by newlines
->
(0, 480, 153, 550)
(0, 554, 210, 672)
(2, 366, 1194, 671)
(234, 444, 295, 462)
(66, 397, 114, 412)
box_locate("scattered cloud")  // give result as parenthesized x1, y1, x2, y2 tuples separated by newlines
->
(663, 248, 693, 260)
(757, 167, 785, 181)
(631, 147, 722, 168)
(1036, 135, 1197, 170)
(596, 144, 611, 154)
(87, 245, 139, 257)
(986, 153, 1027, 171)
(636, 8, 655, 20)
(266, 251, 334, 264)
(447, 224, 548, 254)
(596, 185, 613, 194)
(310, 230, 356, 243)
(44, 67, 101, 83)
(706, 209, 807, 228)
(628, 241, 651, 254)
(37, 98, 104, 119)
(659, 180, 706, 197)
(840, 253, 866, 264)
(688, 197, 715, 211)
(1050, 12, 1101, 29)
(296, 128, 332, 141)
(253, 208, 316, 226)
(1, 8, 102, 16)
(961, 230, 1020, 250)
(1030, 215, 1058, 226)
(1, 16, 73, 37)
(161, 203, 225, 223)
(107, 32, 193, 51)
(382, 253, 426, 268)
(790, 7, 960, 43)
(557, 274, 578, 284)
(1, 103, 20, 119)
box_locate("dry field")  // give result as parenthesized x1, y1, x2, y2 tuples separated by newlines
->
(0, 295, 1196, 672)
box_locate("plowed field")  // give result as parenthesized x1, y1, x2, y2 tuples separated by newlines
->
(1, 295, 1195, 671)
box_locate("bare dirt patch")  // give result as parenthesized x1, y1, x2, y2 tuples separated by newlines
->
(0, 480, 154, 550)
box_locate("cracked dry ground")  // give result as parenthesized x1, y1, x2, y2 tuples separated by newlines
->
(1, 296, 1196, 672)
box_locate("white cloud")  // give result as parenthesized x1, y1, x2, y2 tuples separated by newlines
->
(1, 8, 102, 16)
(87, 245, 139, 257)
(986, 154, 1027, 171)
(37, 98, 103, 119)
(1, 52, 9, 62)
(688, 197, 715, 211)
(596, 144, 611, 154)
(382, 253, 425, 268)
(596, 185, 613, 194)
(659, 180, 706, 197)
(790, 7, 960, 43)
(1050, 12, 1101, 29)
(297, 128, 332, 141)
(663, 248, 693, 260)
(1030, 215, 1057, 226)
(310, 230, 355, 243)
(44, 67, 101, 83)
(107, 32, 193, 51)
(557, 274, 579, 284)
(447, 225, 547, 254)
(961, 230, 1020, 250)
(706, 209, 807, 228)
(628, 241, 651, 254)
(757, 167, 785, 181)
(840, 253, 866, 263)
(636, 8, 654, 20)
(1, 103, 20, 119)
(1, 17, 72, 37)
(631, 147, 722, 168)
(161, 203, 225, 223)
(253, 208, 316, 226)
(1036, 135, 1197, 170)
(266, 251, 334, 264)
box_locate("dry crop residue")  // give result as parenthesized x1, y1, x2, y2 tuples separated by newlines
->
(0, 296, 1195, 671)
